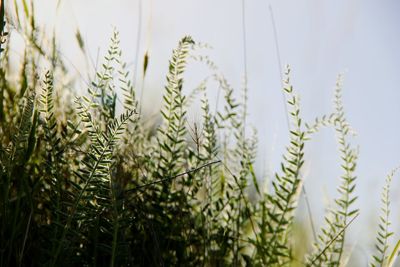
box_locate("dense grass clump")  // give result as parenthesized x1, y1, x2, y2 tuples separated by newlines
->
(0, 2, 399, 267)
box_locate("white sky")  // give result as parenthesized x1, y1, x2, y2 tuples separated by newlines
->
(10, 0, 400, 263)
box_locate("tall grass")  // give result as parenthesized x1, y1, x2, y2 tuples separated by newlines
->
(0, 2, 399, 266)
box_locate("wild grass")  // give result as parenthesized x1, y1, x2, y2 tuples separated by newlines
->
(0, 2, 399, 266)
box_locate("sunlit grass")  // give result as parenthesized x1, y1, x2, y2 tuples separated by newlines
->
(0, 1, 399, 266)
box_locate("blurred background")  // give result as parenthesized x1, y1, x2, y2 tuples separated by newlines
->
(7, 0, 400, 264)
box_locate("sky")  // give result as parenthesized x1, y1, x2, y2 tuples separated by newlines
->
(9, 0, 400, 263)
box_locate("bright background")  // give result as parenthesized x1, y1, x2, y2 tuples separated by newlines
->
(9, 0, 400, 263)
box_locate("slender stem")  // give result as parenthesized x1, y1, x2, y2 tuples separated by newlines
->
(110, 169, 119, 267)
(241, 0, 248, 136)
(268, 4, 290, 130)
(310, 213, 359, 266)
(127, 160, 221, 192)
(134, 0, 142, 88)
(303, 186, 317, 241)
(18, 210, 32, 267)
(269, 7, 318, 242)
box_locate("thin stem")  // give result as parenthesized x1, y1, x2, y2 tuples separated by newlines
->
(241, 0, 248, 136)
(303, 185, 317, 241)
(18, 210, 32, 267)
(310, 213, 359, 266)
(134, 0, 142, 88)
(268, 4, 290, 130)
(110, 175, 119, 267)
(127, 160, 221, 192)
(269, 7, 318, 242)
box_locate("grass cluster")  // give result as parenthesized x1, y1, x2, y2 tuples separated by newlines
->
(0, 2, 399, 266)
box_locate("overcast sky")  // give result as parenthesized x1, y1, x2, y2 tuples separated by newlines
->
(13, 0, 400, 262)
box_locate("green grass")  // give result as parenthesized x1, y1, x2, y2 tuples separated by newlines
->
(0, 2, 399, 266)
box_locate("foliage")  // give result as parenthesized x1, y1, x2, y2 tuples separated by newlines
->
(0, 3, 398, 267)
